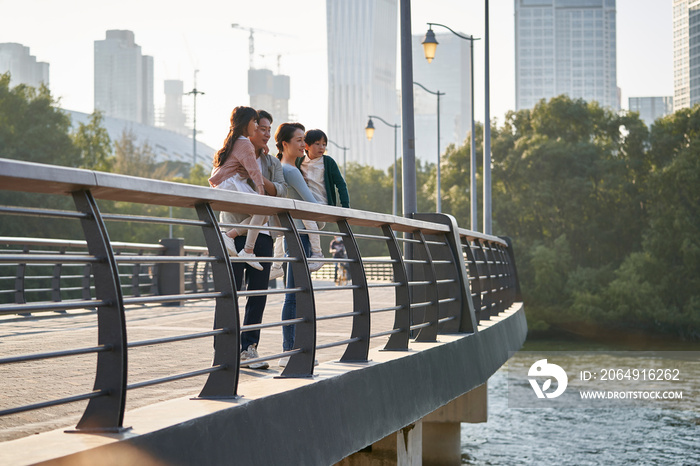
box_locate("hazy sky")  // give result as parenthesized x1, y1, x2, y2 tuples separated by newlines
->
(1, 0, 673, 151)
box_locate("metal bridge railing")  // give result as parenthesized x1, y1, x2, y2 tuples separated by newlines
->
(0, 157, 520, 434)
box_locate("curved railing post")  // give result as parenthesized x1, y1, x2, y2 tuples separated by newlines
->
(413, 213, 477, 334)
(195, 202, 241, 398)
(71, 190, 128, 432)
(278, 212, 317, 377)
(480, 241, 497, 318)
(81, 263, 92, 301)
(493, 243, 508, 312)
(382, 224, 411, 350)
(499, 236, 522, 303)
(413, 230, 439, 342)
(337, 219, 371, 362)
(14, 245, 27, 307)
(463, 238, 483, 325)
(51, 247, 65, 308)
(131, 251, 142, 298)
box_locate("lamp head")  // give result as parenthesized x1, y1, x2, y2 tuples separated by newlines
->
(365, 118, 375, 141)
(422, 27, 438, 63)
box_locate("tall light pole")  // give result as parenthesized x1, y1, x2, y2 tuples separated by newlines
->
(483, 0, 492, 234)
(413, 81, 445, 212)
(365, 115, 400, 216)
(186, 70, 205, 169)
(328, 139, 349, 178)
(422, 23, 481, 231)
(400, 0, 417, 219)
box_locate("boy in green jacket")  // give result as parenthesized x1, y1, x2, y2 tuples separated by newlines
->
(295, 129, 350, 208)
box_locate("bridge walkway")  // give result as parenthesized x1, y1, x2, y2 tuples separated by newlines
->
(0, 282, 394, 444)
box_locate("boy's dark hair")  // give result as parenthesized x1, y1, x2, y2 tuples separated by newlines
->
(257, 109, 273, 123)
(304, 129, 328, 147)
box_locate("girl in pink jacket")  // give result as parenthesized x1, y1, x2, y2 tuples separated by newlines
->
(209, 106, 268, 270)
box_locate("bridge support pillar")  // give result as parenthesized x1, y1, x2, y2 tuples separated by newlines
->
(422, 382, 488, 465)
(337, 383, 488, 466)
(335, 422, 422, 466)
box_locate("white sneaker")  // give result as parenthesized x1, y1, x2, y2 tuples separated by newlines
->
(238, 250, 263, 271)
(240, 347, 252, 368)
(269, 264, 284, 280)
(240, 344, 269, 370)
(222, 233, 238, 256)
(308, 252, 325, 272)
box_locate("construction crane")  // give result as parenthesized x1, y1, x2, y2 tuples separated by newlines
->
(231, 23, 292, 69)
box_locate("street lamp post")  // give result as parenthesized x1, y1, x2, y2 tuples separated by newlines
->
(365, 115, 400, 216)
(484, 0, 492, 235)
(327, 140, 349, 178)
(413, 82, 445, 212)
(185, 69, 205, 169)
(422, 22, 481, 231)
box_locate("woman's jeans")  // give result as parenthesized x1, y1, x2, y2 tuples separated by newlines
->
(281, 234, 311, 352)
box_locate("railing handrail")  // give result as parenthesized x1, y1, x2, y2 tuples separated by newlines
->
(0, 158, 451, 236)
(0, 236, 168, 252)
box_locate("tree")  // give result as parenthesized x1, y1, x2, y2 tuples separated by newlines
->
(462, 95, 655, 334)
(592, 106, 700, 339)
(72, 111, 113, 171)
(0, 73, 79, 167)
(0, 73, 83, 239)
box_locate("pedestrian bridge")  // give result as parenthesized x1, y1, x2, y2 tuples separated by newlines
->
(0, 158, 526, 465)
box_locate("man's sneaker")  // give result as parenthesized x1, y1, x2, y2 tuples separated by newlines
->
(238, 250, 263, 271)
(240, 344, 269, 370)
(269, 264, 284, 280)
(308, 252, 325, 272)
(240, 347, 252, 368)
(222, 233, 238, 256)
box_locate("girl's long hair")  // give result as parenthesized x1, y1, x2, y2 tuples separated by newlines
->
(275, 122, 306, 160)
(213, 106, 258, 168)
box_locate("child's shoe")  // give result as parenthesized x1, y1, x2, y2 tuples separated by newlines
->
(238, 250, 263, 270)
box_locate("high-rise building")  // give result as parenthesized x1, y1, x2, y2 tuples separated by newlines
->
(94, 30, 154, 125)
(327, 0, 398, 168)
(412, 32, 473, 163)
(248, 68, 290, 144)
(162, 79, 188, 135)
(673, 0, 700, 111)
(0, 43, 49, 89)
(514, 0, 619, 111)
(629, 96, 673, 126)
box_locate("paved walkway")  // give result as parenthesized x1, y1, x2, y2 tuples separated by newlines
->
(0, 281, 397, 443)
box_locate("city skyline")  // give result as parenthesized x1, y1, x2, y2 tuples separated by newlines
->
(0, 0, 673, 160)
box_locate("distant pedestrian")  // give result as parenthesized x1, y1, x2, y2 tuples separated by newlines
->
(329, 235, 347, 283)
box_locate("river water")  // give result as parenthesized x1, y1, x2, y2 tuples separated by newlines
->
(460, 342, 700, 465)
